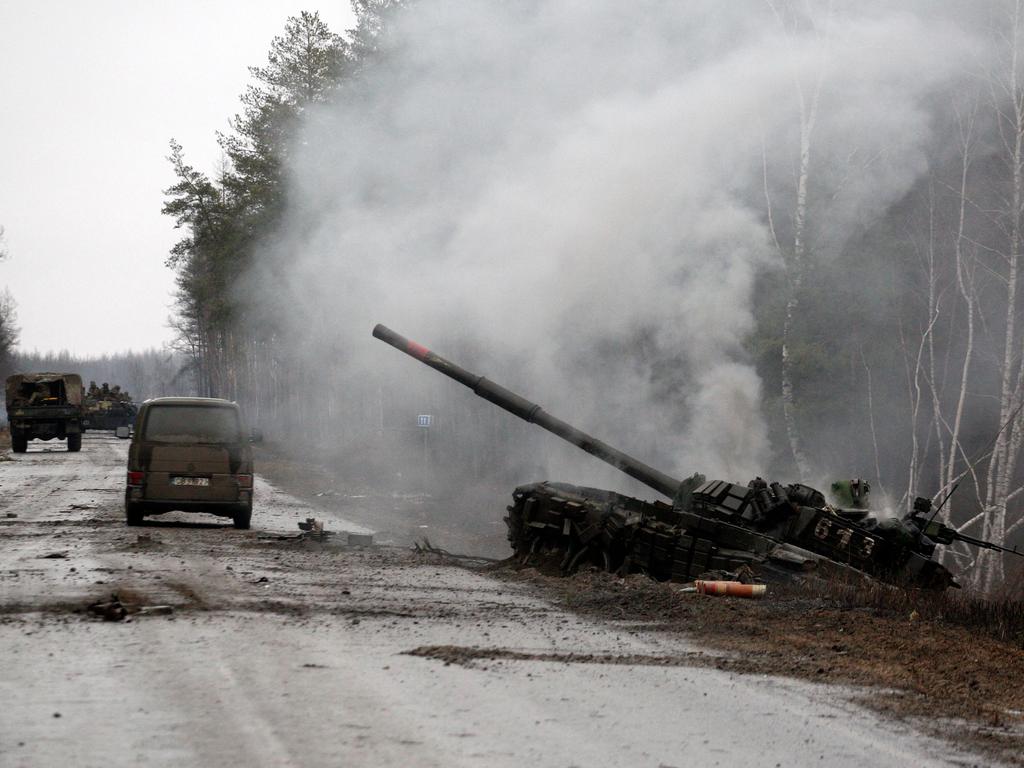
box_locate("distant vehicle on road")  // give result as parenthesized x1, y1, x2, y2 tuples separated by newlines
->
(124, 397, 256, 529)
(82, 380, 138, 431)
(5, 372, 85, 453)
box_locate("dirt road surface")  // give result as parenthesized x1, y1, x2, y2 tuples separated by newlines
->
(0, 435, 994, 767)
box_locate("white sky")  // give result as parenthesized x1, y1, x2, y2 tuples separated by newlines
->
(0, 1, 354, 356)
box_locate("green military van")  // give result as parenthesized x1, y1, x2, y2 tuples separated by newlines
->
(124, 397, 255, 529)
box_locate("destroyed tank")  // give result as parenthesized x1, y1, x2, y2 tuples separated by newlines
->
(373, 324, 1022, 591)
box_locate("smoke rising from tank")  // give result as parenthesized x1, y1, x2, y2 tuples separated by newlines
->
(259, 1, 980, 488)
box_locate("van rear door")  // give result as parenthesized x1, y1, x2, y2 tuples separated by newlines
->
(140, 405, 243, 503)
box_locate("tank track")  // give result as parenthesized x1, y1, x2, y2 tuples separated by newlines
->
(505, 480, 957, 589)
(505, 482, 765, 580)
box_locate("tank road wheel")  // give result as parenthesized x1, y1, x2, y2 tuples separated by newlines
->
(125, 503, 146, 526)
(11, 434, 28, 453)
(67, 433, 82, 452)
(232, 507, 252, 530)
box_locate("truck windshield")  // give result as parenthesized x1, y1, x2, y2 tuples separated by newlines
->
(143, 406, 241, 444)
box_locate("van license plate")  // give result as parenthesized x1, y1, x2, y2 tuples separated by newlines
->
(171, 476, 210, 487)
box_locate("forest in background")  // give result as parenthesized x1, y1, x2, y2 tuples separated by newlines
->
(162, 1, 1024, 591)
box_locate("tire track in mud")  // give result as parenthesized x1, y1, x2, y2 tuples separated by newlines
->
(0, 435, 132, 616)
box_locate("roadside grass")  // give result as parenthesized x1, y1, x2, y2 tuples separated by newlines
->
(791, 567, 1024, 648)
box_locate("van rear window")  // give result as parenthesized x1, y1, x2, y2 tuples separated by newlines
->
(143, 406, 241, 444)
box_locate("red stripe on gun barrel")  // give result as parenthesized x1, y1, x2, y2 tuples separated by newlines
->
(407, 341, 430, 360)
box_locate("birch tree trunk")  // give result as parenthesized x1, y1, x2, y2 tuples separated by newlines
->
(769, 1, 826, 481)
(977, 2, 1024, 591)
(780, 105, 815, 480)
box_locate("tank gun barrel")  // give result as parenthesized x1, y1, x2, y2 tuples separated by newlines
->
(372, 324, 683, 500)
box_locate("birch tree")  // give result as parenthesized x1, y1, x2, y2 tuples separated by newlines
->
(974, 0, 1024, 591)
(764, 1, 829, 480)
(901, 4, 1024, 589)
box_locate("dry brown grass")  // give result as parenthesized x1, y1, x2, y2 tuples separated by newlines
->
(774, 574, 1024, 649)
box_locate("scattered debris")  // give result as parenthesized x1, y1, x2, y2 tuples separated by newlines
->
(87, 594, 175, 620)
(413, 538, 500, 565)
(88, 595, 127, 621)
(297, 517, 336, 541)
(136, 605, 174, 616)
(298, 517, 323, 533)
(679, 580, 767, 599)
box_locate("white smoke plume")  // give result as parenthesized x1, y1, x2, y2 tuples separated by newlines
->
(259, 0, 980, 488)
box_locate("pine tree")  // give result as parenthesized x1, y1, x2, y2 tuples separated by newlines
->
(220, 11, 349, 234)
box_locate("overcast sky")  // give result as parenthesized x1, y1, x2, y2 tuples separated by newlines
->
(0, 1, 354, 356)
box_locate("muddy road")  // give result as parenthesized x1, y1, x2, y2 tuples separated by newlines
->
(0, 435, 994, 767)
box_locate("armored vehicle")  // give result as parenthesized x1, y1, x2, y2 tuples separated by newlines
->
(83, 381, 137, 431)
(5, 372, 85, 453)
(373, 325, 1023, 591)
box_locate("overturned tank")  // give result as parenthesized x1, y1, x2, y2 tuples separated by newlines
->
(373, 324, 1021, 591)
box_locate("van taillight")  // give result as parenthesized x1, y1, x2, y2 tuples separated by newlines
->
(236, 474, 253, 488)
(127, 471, 144, 485)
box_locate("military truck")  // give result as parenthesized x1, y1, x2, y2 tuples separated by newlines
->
(5, 373, 85, 452)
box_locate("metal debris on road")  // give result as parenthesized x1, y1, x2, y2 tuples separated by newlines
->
(413, 538, 500, 565)
(88, 595, 127, 621)
(679, 580, 767, 598)
(87, 594, 175, 620)
(137, 605, 174, 616)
